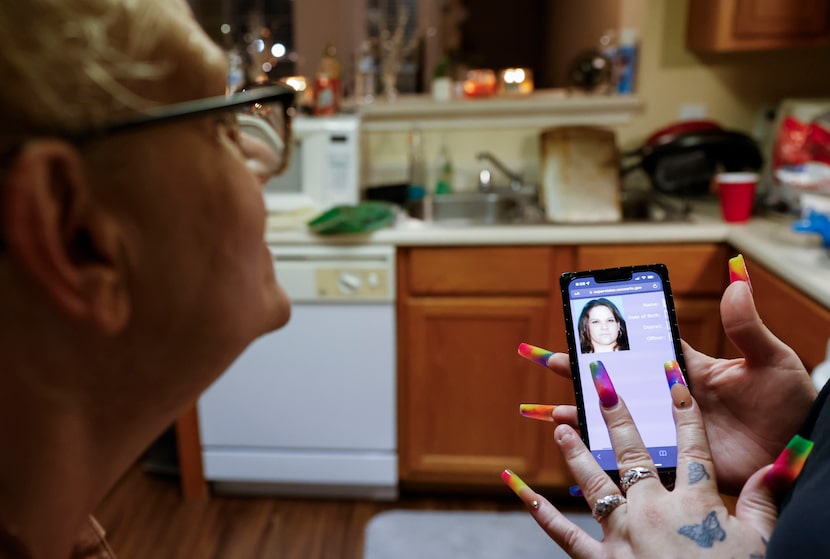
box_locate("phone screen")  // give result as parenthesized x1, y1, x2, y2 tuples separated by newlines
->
(560, 264, 686, 476)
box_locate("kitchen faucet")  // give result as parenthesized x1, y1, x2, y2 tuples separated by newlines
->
(476, 151, 524, 191)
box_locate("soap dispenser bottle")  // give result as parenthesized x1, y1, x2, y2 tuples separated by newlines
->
(435, 142, 453, 195)
(406, 128, 429, 219)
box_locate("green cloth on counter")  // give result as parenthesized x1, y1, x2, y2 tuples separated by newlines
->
(307, 202, 397, 235)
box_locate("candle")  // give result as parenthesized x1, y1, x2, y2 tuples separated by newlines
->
(462, 69, 497, 98)
(498, 68, 534, 95)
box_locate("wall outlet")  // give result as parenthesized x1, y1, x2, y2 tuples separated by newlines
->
(679, 104, 707, 119)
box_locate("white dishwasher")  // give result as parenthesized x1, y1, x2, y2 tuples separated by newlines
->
(198, 244, 397, 499)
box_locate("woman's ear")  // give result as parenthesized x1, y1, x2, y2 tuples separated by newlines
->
(1, 140, 131, 334)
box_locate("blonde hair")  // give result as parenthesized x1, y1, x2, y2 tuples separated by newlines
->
(0, 0, 181, 145)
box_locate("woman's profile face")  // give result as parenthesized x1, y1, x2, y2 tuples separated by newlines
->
(587, 304, 620, 351)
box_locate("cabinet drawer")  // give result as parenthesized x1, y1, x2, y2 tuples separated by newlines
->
(576, 244, 729, 295)
(405, 247, 555, 295)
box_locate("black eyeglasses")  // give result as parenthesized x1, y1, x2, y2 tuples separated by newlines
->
(75, 83, 292, 135)
(2, 84, 295, 174)
(0, 84, 296, 252)
(71, 84, 297, 175)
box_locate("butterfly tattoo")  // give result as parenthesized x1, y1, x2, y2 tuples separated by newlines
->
(688, 462, 711, 485)
(678, 511, 726, 548)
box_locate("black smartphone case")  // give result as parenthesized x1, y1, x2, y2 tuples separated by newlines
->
(559, 263, 688, 485)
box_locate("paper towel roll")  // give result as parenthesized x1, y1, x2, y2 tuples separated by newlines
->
(540, 126, 622, 223)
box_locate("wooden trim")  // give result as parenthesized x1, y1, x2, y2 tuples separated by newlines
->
(396, 248, 412, 481)
(175, 405, 208, 502)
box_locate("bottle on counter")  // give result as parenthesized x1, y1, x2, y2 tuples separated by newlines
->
(354, 39, 376, 105)
(435, 141, 453, 195)
(313, 43, 341, 116)
(615, 28, 639, 94)
(406, 128, 429, 219)
(597, 28, 619, 92)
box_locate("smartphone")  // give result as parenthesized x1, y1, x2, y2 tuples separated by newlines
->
(559, 263, 687, 484)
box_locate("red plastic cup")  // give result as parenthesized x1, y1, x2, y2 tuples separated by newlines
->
(716, 172, 758, 223)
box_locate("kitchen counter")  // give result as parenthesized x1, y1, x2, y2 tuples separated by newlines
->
(266, 204, 830, 309)
(729, 215, 830, 307)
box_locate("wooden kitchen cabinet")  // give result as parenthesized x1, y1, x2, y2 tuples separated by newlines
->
(744, 257, 830, 371)
(397, 246, 577, 492)
(398, 243, 732, 493)
(687, 0, 830, 52)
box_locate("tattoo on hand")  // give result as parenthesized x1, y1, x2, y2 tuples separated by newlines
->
(748, 536, 769, 558)
(688, 462, 711, 485)
(678, 511, 726, 548)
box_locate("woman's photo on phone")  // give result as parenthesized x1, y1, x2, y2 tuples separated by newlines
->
(577, 297, 630, 354)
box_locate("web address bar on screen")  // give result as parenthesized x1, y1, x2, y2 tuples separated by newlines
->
(571, 282, 661, 298)
(590, 285, 644, 295)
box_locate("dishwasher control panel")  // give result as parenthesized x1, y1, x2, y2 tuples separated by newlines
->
(316, 267, 390, 298)
(269, 245, 395, 303)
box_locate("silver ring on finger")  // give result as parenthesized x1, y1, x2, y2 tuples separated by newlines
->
(620, 466, 657, 494)
(592, 494, 626, 522)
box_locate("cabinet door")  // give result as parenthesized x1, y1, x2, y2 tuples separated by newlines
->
(675, 297, 723, 357)
(688, 0, 830, 51)
(400, 297, 554, 485)
(745, 258, 830, 371)
(734, 0, 830, 39)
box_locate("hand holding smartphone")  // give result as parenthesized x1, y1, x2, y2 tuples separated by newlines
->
(560, 263, 688, 484)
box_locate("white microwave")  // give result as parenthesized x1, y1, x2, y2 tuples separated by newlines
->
(243, 114, 362, 215)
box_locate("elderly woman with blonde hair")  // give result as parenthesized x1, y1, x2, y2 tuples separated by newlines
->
(0, 1, 293, 557)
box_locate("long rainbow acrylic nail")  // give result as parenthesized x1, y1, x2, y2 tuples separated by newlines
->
(519, 404, 556, 422)
(517, 343, 555, 368)
(590, 361, 618, 408)
(728, 254, 753, 293)
(501, 469, 538, 510)
(501, 469, 530, 495)
(665, 361, 691, 408)
(664, 360, 687, 389)
(765, 434, 814, 493)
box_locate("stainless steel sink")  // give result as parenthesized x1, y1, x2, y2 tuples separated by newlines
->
(422, 188, 689, 226)
(428, 187, 543, 226)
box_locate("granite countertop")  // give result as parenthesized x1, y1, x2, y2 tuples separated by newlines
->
(266, 204, 830, 309)
(728, 215, 830, 307)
